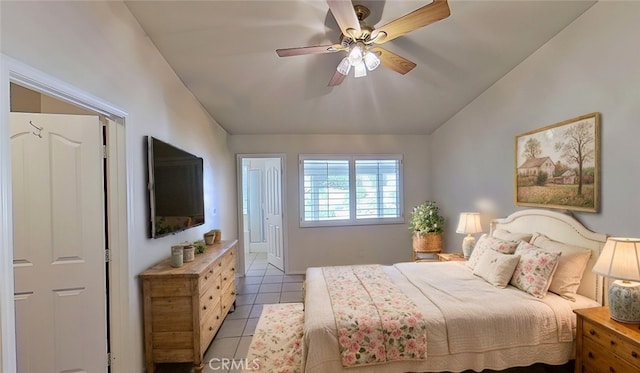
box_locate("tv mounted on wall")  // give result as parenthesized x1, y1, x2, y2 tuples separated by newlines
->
(147, 136, 205, 238)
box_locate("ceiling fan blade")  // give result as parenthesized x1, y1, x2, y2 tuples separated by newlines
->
(328, 70, 347, 86)
(327, 0, 361, 39)
(371, 47, 416, 75)
(276, 44, 344, 57)
(373, 0, 450, 44)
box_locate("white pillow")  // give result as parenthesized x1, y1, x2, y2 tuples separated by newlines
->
(530, 233, 592, 300)
(510, 241, 562, 298)
(473, 249, 521, 288)
(467, 234, 519, 270)
(492, 229, 533, 243)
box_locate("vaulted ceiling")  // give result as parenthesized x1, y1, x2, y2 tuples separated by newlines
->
(125, 0, 595, 135)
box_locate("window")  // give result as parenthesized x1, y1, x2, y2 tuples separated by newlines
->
(300, 155, 403, 227)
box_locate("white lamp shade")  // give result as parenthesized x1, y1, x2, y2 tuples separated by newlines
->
(364, 52, 380, 71)
(354, 61, 367, 78)
(593, 237, 640, 281)
(337, 57, 351, 75)
(456, 212, 483, 234)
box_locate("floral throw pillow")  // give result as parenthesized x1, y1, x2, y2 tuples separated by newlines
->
(467, 234, 519, 270)
(510, 241, 562, 298)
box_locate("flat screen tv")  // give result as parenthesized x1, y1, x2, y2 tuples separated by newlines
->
(147, 136, 204, 238)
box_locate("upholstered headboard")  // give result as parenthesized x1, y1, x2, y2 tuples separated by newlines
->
(490, 209, 607, 305)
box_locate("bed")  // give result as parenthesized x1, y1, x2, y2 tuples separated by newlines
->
(303, 209, 607, 373)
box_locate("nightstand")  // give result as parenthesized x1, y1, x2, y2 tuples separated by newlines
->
(574, 306, 640, 373)
(436, 253, 467, 262)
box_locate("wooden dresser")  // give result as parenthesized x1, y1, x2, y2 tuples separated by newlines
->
(574, 306, 640, 373)
(140, 240, 237, 373)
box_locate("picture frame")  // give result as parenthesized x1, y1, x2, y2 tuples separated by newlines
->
(515, 113, 600, 212)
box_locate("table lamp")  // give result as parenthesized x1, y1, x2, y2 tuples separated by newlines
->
(592, 237, 640, 324)
(456, 212, 483, 258)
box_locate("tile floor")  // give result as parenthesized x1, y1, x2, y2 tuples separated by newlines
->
(156, 252, 304, 373)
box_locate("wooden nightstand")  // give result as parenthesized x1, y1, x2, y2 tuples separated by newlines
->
(574, 306, 640, 373)
(436, 253, 467, 262)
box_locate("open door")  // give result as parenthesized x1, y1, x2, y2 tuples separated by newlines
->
(239, 156, 285, 273)
(264, 158, 284, 270)
(11, 112, 109, 372)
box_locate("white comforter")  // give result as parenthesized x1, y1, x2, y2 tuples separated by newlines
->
(304, 261, 597, 373)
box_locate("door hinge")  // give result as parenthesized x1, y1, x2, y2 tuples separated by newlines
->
(107, 352, 112, 366)
(103, 145, 108, 159)
(105, 249, 111, 263)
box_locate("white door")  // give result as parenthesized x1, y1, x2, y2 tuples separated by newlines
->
(11, 112, 108, 373)
(264, 158, 284, 270)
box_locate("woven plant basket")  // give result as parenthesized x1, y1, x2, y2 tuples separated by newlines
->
(412, 232, 443, 253)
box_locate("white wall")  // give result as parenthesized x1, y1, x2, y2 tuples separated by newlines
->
(1, 1, 236, 371)
(430, 1, 640, 250)
(229, 134, 432, 273)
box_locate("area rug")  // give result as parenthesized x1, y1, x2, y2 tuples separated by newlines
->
(243, 302, 304, 373)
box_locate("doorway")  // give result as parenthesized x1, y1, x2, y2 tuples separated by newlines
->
(238, 155, 286, 273)
(1, 61, 129, 373)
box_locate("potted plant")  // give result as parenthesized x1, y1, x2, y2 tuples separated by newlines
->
(409, 201, 445, 255)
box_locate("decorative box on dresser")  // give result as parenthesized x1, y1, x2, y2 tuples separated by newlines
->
(574, 306, 640, 373)
(140, 240, 237, 373)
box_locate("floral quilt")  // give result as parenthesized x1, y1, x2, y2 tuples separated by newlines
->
(322, 265, 427, 367)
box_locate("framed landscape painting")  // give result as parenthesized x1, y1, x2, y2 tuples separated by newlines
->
(515, 113, 600, 212)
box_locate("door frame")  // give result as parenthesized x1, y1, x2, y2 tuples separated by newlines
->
(0, 54, 131, 372)
(235, 154, 287, 275)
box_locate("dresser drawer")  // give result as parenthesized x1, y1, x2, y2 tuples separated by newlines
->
(583, 319, 640, 369)
(200, 301, 222, 354)
(199, 265, 221, 294)
(199, 276, 221, 320)
(220, 282, 236, 316)
(582, 337, 637, 373)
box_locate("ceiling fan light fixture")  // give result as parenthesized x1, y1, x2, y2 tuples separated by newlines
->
(347, 44, 363, 66)
(337, 57, 351, 75)
(354, 61, 367, 78)
(364, 51, 380, 71)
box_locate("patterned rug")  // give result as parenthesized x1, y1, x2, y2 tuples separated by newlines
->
(243, 303, 304, 373)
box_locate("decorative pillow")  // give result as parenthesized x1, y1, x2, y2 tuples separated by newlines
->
(510, 241, 562, 298)
(473, 249, 521, 288)
(467, 234, 519, 270)
(530, 233, 592, 300)
(492, 229, 533, 243)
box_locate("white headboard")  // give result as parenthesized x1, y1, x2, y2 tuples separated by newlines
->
(491, 209, 607, 304)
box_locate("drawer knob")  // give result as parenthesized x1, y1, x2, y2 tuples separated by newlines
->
(209, 295, 213, 300)
(217, 285, 220, 290)
(609, 367, 615, 373)
(589, 329, 596, 336)
(219, 263, 222, 267)
(610, 340, 616, 346)
(209, 269, 213, 274)
(209, 326, 213, 331)
(231, 291, 236, 295)
(588, 352, 594, 359)
(632, 351, 639, 358)
(203, 305, 207, 310)
(216, 315, 220, 320)
(223, 277, 227, 281)
(204, 275, 209, 280)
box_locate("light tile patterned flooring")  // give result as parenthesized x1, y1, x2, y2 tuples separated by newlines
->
(156, 252, 304, 373)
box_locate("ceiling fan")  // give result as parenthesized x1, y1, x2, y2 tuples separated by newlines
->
(276, 0, 451, 86)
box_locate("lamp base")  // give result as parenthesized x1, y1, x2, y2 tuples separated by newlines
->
(462, 234, 476, 258)
(608, 280, 640, 324)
